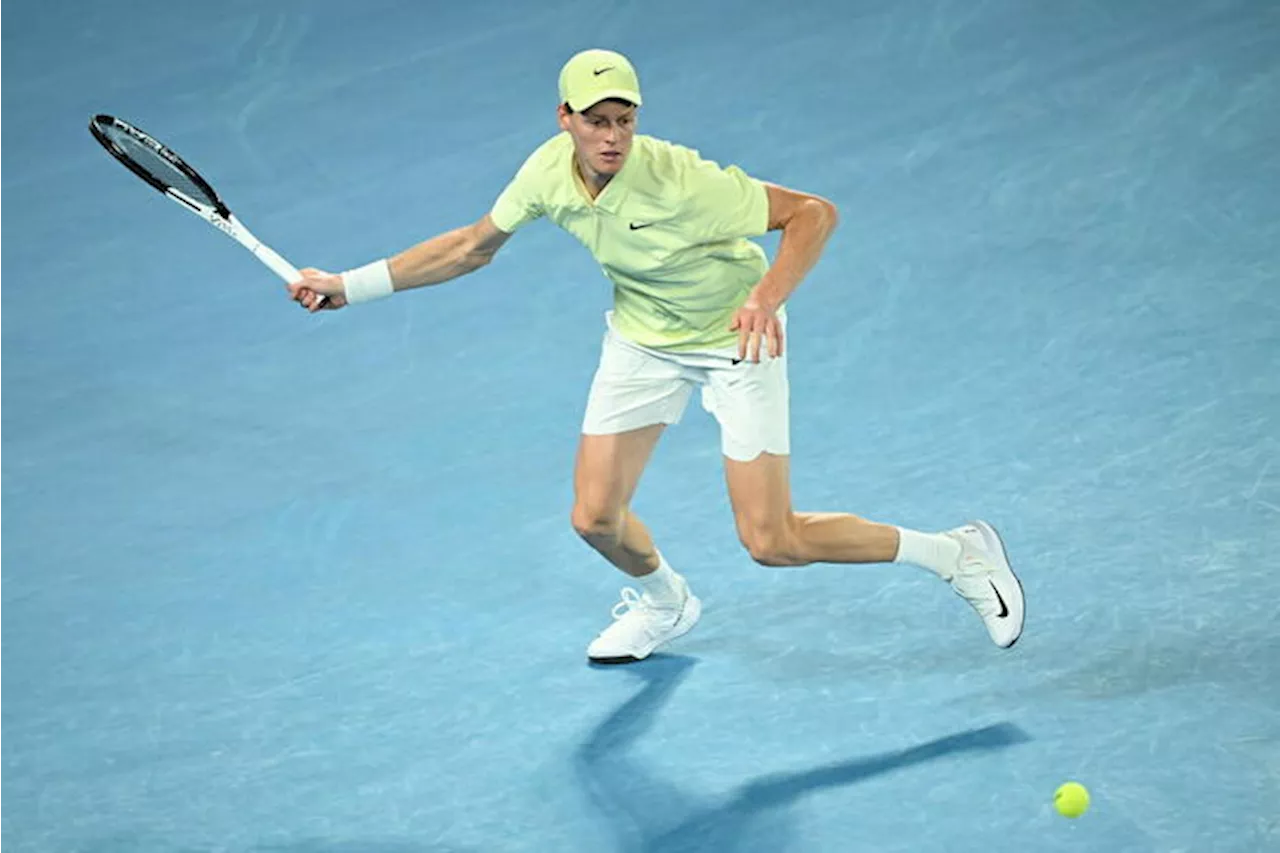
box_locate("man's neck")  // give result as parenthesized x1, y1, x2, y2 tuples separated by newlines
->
(574, 156, 613, 200)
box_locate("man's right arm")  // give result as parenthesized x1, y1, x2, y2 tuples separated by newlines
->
(288, 215, 513, 311)
(388, 214, 512, 290)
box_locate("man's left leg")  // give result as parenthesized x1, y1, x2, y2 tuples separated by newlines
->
(703, 338, 1024, 648)
(720, 450, 898, 566)
(722, 450, 1025, 648)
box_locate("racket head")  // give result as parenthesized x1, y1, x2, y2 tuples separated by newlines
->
(89, 114, 230, 217)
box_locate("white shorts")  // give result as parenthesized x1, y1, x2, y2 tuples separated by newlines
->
(581, 314, 790, 462)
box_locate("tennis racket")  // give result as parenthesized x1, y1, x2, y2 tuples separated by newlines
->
(88, 114, 325, 305)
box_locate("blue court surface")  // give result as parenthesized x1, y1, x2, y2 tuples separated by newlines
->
(4, 1, 1278, 851)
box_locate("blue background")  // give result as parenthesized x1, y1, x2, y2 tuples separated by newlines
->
(4, 1, 1278, 850)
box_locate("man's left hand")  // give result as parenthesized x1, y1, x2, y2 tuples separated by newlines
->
(729, 292, 784, 363)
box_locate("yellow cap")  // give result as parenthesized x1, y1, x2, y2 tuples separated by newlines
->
(558, 49, 642, 111)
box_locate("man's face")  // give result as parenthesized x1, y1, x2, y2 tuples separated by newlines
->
(558, 99, 637, 181)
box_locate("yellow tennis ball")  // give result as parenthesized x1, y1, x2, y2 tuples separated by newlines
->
(1054, 782, 1090, 818)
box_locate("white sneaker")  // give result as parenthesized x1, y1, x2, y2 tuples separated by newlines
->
(586, 580, 702, 664)
(944, 521, 1025, 648)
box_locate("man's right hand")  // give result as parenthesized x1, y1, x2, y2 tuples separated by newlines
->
(288, 268, 348, 312)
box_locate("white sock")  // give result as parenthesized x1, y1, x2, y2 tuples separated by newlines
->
(636, 552, 685, 606)
(894, 528, 961, 579)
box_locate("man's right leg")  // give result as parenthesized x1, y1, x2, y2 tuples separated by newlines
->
(572, 425, 703, 664)
(575, 326, 705, 663)
(570, 425, 666, 578)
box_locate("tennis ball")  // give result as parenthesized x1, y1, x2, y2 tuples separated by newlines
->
(1054, 782, 1090, 818)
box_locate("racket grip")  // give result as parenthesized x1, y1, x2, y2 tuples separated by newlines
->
(254, 242, 328, 308)
(221, 213, 331, 309)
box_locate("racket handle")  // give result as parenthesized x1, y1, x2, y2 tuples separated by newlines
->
(253, 240, 329, 308)
(254, 242, 299, 281)
(223, 215, 329, 309)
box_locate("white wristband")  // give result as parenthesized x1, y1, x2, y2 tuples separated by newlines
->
(341, 259, 395, 304)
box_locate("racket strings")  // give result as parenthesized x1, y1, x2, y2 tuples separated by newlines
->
(102, 127, 216, 207)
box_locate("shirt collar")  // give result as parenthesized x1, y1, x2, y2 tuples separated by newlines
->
(568, 136, 640, 213)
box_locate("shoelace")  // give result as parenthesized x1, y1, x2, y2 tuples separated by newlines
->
(611, 587, 648, 620)
(951, 537, 1000, 617)
(953, 528, 991, 577)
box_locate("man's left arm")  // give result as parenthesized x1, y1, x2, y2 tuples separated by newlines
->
(731, 183, 839, 362)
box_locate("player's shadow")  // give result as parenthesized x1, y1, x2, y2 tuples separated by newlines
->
(575, 656, 1031, 853)
(83, 838, 473, 853)
(252, 841, 477, 853)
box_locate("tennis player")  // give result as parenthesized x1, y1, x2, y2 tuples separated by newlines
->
(288, 49, 1025, 663)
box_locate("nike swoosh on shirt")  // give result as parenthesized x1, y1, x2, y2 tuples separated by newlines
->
(628, 222, 656, 230)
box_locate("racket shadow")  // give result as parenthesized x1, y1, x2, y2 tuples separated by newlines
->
(574, 657, 1031, 853)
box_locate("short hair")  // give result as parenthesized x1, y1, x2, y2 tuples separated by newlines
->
(563, 98, 637, 115)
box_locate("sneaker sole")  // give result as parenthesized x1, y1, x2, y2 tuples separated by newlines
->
(971, 520, 1025, 648)
(588, 594, 703, 665)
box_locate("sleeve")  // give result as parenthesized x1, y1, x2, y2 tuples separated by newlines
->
(680, 152, 770, 243)
(489, 151, 546, 234)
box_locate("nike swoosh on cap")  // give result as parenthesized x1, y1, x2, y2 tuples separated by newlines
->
(593, 66, 614, 76)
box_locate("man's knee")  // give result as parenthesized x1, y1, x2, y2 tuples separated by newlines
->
(737, 518, 803, 567)
(571, 501, 623, 543)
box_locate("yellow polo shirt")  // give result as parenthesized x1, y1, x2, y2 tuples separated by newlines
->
(490, 133, 770, 351)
